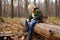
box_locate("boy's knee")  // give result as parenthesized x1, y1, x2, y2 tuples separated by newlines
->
(30, 21, 36, 26)
(30, 22, 34, 27)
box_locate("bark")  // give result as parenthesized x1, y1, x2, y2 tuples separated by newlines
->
(45, 0, 49, 16)
(18, 0, 20, 17)
(55, 0, 59, 17)
(4, 0, 6, 17)
(34, 0, 36, 6)
(11, 0, 14, 18)
(59, 0, 60, 17)
(0, 0, 2, 17)
(34, 23, 60, 39)
(24, 0, 28, 17)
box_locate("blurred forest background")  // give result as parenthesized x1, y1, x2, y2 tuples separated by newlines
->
(0, 0, 60, 40)
(0, 0, 60, 18)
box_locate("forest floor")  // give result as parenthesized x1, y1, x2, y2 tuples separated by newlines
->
(0, 17, 60, 40)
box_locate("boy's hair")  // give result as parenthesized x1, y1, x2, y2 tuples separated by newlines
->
(28, 4, 35, 12)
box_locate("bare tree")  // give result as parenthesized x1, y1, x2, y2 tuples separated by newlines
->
(49, 0, 55, 17)
(45, 0, 49, 16)
(18, 0, 20, 17)
(4, 0, 6, 17)
(0, 0, 2, 17)
(55, 0, 59, 17)
(24, 0, 28, 16)
(34, 0, 36, 6)
(59, 0, 60, 17)
(11, 0, 14, 18)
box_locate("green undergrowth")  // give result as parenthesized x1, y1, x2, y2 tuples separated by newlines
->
(47, 17, 60, 21)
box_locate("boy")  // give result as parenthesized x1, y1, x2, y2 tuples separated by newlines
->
(24, 4, 44, 40)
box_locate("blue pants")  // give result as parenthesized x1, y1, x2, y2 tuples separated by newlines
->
(24, 19, 36, 40)
(24, 19, 36, 32)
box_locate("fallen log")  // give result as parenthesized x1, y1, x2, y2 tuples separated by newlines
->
(34, 23, 60, 39)
(20, 19, 60, 39)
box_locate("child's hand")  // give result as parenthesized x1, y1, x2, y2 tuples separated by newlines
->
(27, 19, 29, 22)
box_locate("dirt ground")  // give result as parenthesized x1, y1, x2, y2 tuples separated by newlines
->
(0, 17, 60, 40)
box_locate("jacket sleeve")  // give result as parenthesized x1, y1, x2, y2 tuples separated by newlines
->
(29, 14, 33, 22)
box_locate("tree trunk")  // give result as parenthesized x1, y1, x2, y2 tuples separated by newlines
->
(11, 0, 14, 18)
(34, 0, 36, 6)
(45, 0, 49, 17)
(55, 0, 59, 17)
(20, 19, 60, 39)
(0, 0, 2, 17)
(18, 0, 20, 17)
(59, 0, 60, 17)
(4, 0, 6, 17)
(24, 0, 28, 17)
